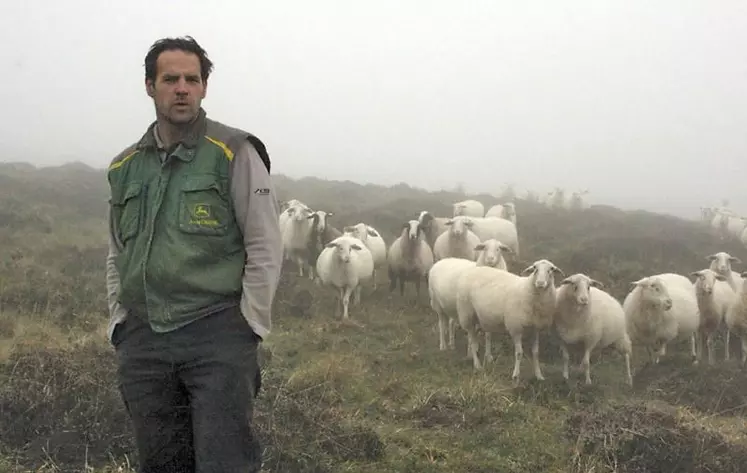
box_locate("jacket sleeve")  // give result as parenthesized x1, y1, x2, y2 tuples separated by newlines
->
(105, 202, 129, 327)
(230, 139, 283, 340)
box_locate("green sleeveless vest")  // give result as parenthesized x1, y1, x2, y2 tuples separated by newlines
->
(107, 109, 269, 332)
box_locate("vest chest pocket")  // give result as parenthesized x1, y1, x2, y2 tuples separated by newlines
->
(111, 181, 144, 243)
(178, 175, 231, 236)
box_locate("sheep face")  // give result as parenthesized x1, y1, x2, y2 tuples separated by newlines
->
(503, 203, 516, 218)
(325, 239, 363, 263)
(313, 210, 333, 233)
(289, 204, 314, 222)
(689, 269, 727, 295)
(560, 273, 604, 306)
(631, 277, 673, 310)
(403, 220, 420, 241)
(707, 252, 741, 275)
(444, 216, 473, 237)
(521, 259, 564, 290)
(474, 239, 511, 267)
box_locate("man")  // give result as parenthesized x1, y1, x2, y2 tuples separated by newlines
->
(105, 36, 283, 472)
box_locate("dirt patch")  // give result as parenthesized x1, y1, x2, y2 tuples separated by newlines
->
(566, 400, 747, 472)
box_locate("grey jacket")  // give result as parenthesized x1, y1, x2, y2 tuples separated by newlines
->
(105, 123, 283, 342)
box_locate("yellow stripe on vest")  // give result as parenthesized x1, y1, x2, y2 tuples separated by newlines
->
(205, 136, 234, 161)
(108, 150, 139, 171)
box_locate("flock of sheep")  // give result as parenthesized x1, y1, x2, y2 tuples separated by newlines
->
(701, 205, 747, 250)
(279, 197, 747, 387)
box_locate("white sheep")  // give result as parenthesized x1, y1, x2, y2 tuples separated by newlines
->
(432, 216, 481, 261)
(689, 269, 735, 365)
(427, 239, 512, 352)
(458, 216, 520, 258)
(707, 251, 743, 292)
(623, 273, 699, 364)
(453, 199, 485, 218)
(485, 202, 517, 225)
(724, 271, 747, 365)
(387, 220, 435, 299)
(417, 211, 450, 250)
(343, 223, 388, 289)
(315, 235, 375, 320)
(456, 259, 564, 383)
(727, 216, 747, 239)
(280, 203, 316, 276)
(553, 273, 633, 386)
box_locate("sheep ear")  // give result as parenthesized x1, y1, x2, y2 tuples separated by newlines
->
(464, 219, 474, 227)
(474, 243, 485, 251)
(560, 278, 572, 285)
(630, 278, 647, 287)
(741, 271, 747, 278)
(730, 256, 742, 264)
(590, 279, 604, 289)
(552, 266, 565, 277)
(445, 219, 454, 225)
(327, 212, 334, 217)
(715, 273, 728, 282)
(307, 213, 316, 219)
(343, 226, 354, 233)
(325, 242, 338, 248)
(367, 229, 378, 237)
(499, 244, 513, 254)
(706, 254, 717, 261)
(688, 271, 701, 279)
(351, 244, 362, 251)
(521, 264, 535, 275)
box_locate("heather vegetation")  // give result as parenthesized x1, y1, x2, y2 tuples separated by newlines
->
(1, 161, 747, 472)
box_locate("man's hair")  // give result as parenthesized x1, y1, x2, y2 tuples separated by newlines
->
(144, 36, 214, 83)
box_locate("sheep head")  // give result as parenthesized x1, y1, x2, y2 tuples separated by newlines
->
(521, 259, 564, 290)
(630, 276, 673, 310)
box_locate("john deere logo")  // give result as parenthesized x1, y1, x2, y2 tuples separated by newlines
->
(193, 204, 211, 219)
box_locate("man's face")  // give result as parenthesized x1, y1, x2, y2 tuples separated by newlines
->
(146, 49, 207, 125)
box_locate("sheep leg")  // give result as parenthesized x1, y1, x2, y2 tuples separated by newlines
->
(467, 326, 482, 370)
(341, 286, 353, 319)
(707, 333, 715, 365)
(741, 336, 747, 367)
(414, 277, 421, 300)
(510, 334, 524, 383)
(437, 311, 448, 351)
(296, 256, 304, 277)
(561, 344, 571, 381)
(725, 329, 731, 361)
(372, 268, 378, 290)
(484, 332, 494, 365)
(690, 334, 697, 364)
(353, 285, 362, 306)
(307, 262, 315, 280)
(623, 352, 633, 387)
(532, 331, 545, 381)
(581, 347, 592, 385)
(399, 276, 406, 297)
(448, 318, 457, 350)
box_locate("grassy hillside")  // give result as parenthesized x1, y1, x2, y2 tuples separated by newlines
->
(1, 163, 747, 472)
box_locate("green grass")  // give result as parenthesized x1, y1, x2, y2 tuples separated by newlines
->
(1, 162, 747, 472)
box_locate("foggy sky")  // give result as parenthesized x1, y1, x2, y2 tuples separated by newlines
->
(1, 0, 746, 219)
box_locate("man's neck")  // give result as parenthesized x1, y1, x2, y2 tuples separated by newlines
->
(155, 120, 189, 150)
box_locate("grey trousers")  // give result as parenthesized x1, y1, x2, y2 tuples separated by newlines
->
(111, 305, 263, 473)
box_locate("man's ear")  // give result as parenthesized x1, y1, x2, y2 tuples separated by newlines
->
(145, 79, 155, 98)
